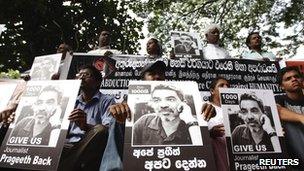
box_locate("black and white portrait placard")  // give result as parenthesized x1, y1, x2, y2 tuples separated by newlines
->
(220, 88, 289, 170)
(29, 54, 61, 80)
(0, 80, 81, 170)
(170, 31, 203, 58)
(123, 81, 216, 170)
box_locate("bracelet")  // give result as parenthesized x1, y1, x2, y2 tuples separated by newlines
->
(187, 121, 199, 128)
(268, 132, 277, 137)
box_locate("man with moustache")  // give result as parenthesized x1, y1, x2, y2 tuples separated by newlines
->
(174, 33, 197, 55)
(232, 93, 280, 152)
(10, 85, 62, 145)
(242, 32, 276, 61)
(101, 61, 214, 170)
(58, 65, 116, 171)
(133, 84, 201, 145)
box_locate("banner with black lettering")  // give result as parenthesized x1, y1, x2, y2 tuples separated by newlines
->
(65, 54, 283, 103)
(0, 80, 81, 170)
(123, 81, 216, 170)
(220, 88, 290, 170)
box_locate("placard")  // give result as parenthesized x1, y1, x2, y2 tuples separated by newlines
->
(30, 54, 61, 80)
(123, 81, 216, 170)
(220, 88, 289, 170)
(0, 80, 81, 170)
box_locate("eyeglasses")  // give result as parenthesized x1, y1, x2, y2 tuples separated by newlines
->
(76, 72, 92, 79)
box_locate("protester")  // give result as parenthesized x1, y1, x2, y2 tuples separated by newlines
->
(88, 29, 121, 56)
(59, 65, 117, 170)
(146, 38, 162, 58)
(203, 24, 230, 59)
(242, 32, 276, 61)
(57, 42, 72, 60)
(207, 76, 229, 171)
(275, 66, 304, 169)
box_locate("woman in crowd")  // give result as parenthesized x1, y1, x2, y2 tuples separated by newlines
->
(208, 76, 230, 171)
(146, 38, 162, 58)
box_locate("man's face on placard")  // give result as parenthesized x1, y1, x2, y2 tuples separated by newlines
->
(180, 34, 193, 51)
(239, 99, 263, 131)
(151, 89, 181, 122)
(32, 90, 59, 124)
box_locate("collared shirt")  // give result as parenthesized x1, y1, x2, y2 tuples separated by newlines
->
(133, 114, 191, 145)
(232, 124, 274, 151)
(11, 117, 52, 145)
(242, 49, 276, 61)
(203, 43, 230, 59)
(67, 91, 115, 143)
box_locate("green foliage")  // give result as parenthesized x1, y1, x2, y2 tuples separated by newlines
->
(0, 0, 143, 71)
(0, 69, 21, 79)
(131, 0, 304, 58)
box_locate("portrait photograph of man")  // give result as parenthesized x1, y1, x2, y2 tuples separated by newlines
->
(170, 31, 202, 56)
(128, 81, 204, 146)
(219, 88, 283, 154)
(8, 84, 66, 147)
(30, 54, 61, 80)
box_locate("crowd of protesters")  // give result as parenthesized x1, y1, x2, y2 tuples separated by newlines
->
(0, 23, 303, 171)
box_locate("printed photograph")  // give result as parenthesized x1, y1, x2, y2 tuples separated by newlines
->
(220, 88, 283, 154)
(128, 81, 204, 146)
(7, 83, 71, 147)
(30, 54, 61, 80)
(170, 31, 202, 56)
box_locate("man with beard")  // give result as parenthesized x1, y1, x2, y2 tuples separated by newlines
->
(10, 85, 62, 145)
(174, 33, 197, 55)
(232, 93, 280, 152)
(133, 84, 201, 145)
(101, 61, 214, 170)
(31, 57, 58, 80)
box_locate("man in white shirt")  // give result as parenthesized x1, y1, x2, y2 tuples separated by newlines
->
(88, 29, 121, 56)
(242, 32, 276, 61)
(203, 24, 230, 59)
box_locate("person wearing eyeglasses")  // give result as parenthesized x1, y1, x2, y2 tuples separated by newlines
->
(232, 93, 280, 152)
(59, 65, 116, 171)
(67, 65, 115, 143)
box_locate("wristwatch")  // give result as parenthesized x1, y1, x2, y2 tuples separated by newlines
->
(268, 132, 277, 138)
(187, 121, 199, 128)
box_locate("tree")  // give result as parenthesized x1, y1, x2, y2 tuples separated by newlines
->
(130, 0, 304, 58)
(0, 0, 144, 71)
